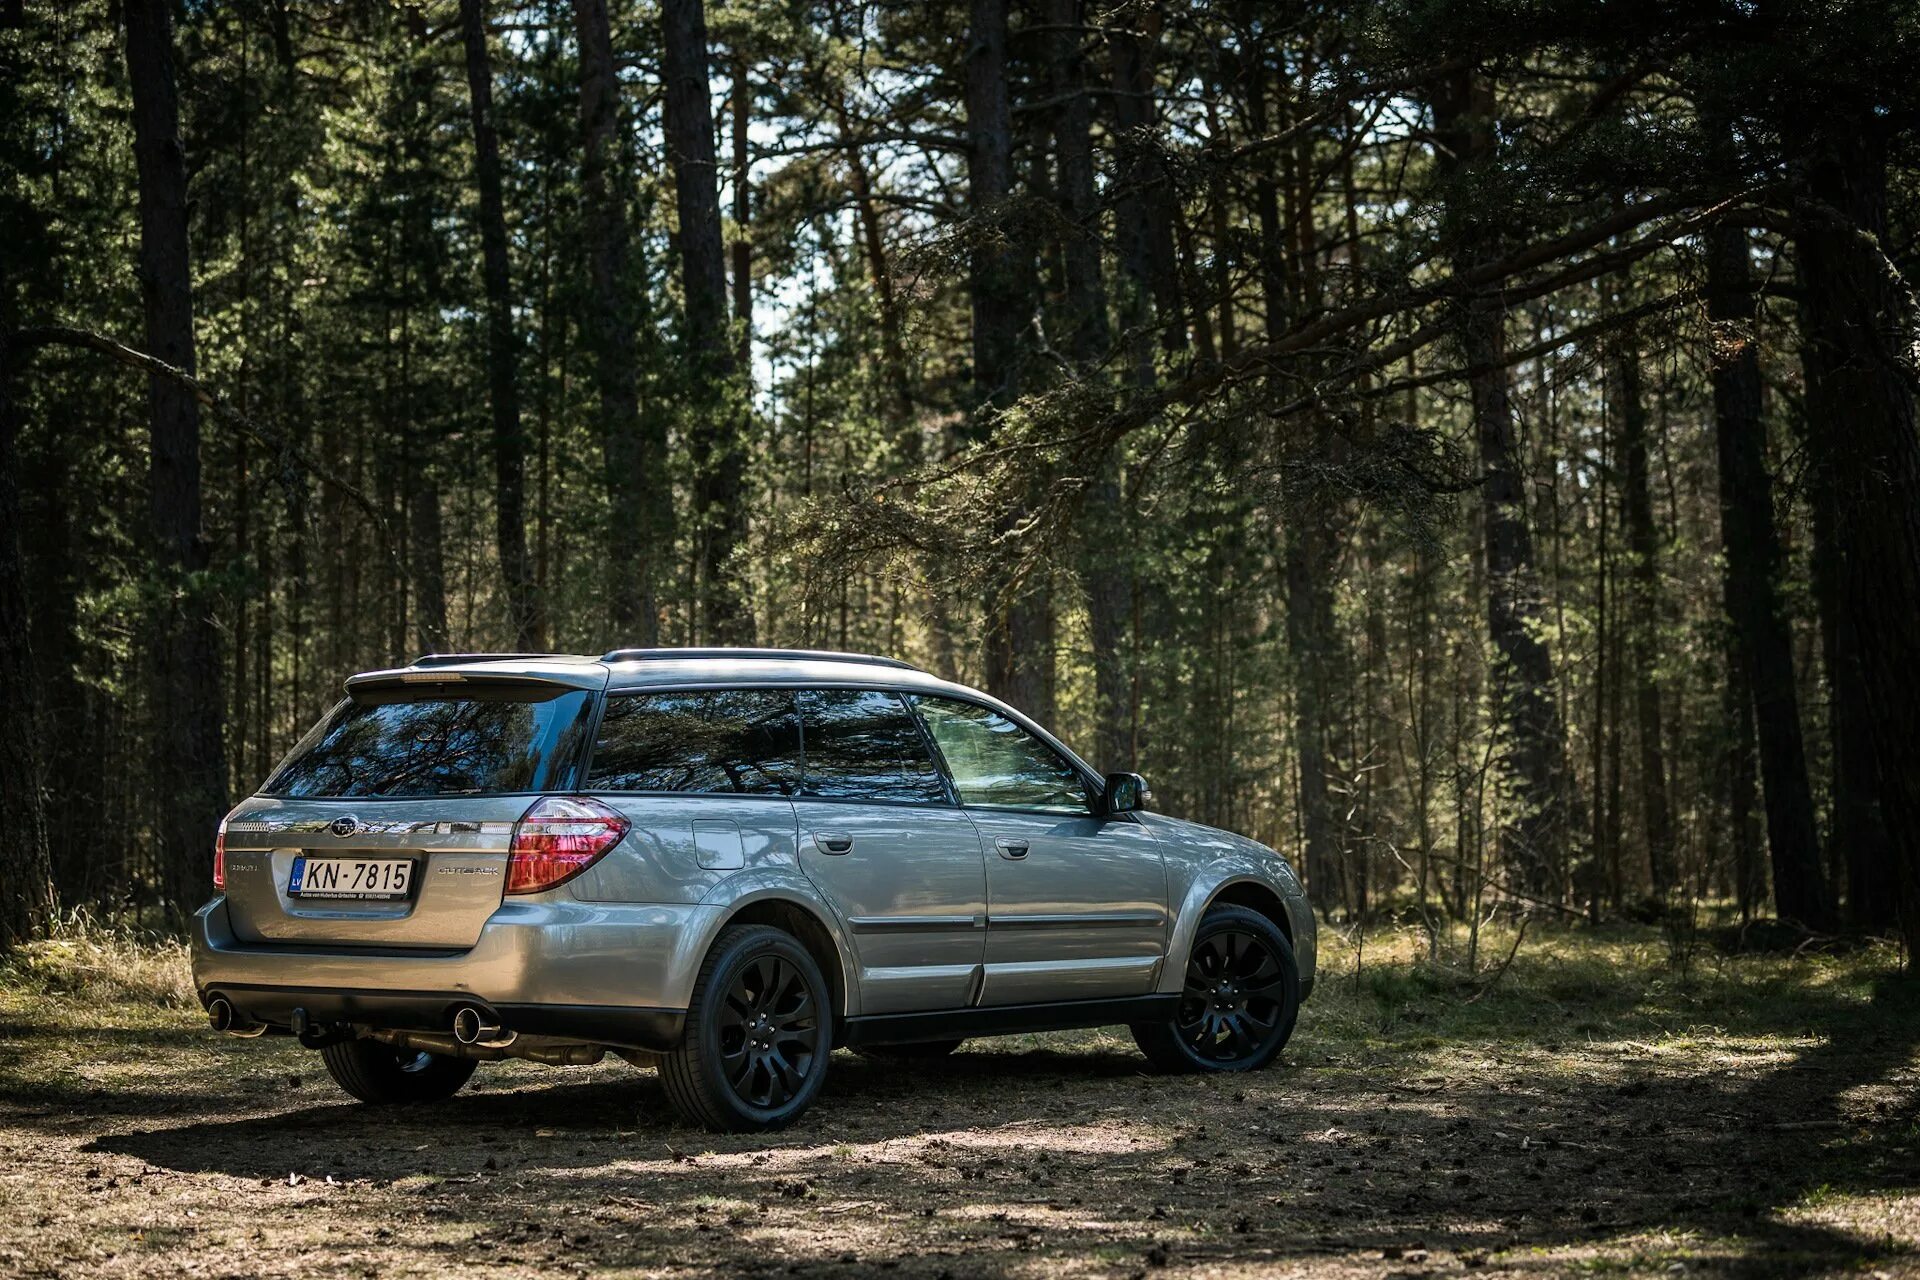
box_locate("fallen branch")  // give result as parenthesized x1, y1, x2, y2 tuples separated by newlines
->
(1467, 912, 1532, 1003)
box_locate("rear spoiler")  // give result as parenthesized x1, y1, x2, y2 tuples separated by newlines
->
(345, 662, 609, 697)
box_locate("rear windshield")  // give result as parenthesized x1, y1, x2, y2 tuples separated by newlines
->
(265, 686, 594, 798)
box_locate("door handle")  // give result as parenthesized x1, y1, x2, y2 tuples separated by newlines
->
(995, 837, 1030, 860)
(815, 832, 855, 855)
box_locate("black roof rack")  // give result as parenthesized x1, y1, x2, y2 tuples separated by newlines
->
(410, 652, 589, 668)
(598, 646, 921, 671)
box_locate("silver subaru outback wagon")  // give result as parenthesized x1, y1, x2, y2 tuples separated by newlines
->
(193, 647, 1316, 1131)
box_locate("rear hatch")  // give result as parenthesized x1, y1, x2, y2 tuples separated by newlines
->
(220, 662, 605, 949)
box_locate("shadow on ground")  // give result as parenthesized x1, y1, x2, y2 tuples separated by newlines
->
(53, 974, 1916, 1278)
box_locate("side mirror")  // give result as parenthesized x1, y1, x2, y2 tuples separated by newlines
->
(1101, 772, 1151, 816)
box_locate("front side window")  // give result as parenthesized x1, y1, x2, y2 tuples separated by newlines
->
(911, 696, 1089, 814)
(267, 687, 593, 798)
(587, 689, 802, 794)
(799, 689, 946, 803)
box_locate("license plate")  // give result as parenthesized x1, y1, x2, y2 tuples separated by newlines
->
(289, 856, 415, 900)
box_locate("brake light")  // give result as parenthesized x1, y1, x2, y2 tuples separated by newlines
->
(506, 796, 629, 894)
(214, 819, 227, 890)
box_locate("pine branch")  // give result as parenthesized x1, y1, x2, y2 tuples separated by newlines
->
(10, 324, 398, 572)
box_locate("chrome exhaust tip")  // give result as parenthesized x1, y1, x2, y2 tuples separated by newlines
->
(452, 1006, 510, 1047)
(207, 996, 267, 1038)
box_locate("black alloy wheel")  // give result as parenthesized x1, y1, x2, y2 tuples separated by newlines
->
(718, 954, 822, 1108)
(1132, 904, 1299, 1073)
(660, 924, 832, 1131)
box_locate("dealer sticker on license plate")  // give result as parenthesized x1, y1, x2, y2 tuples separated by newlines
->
(289, 856, 415, 900)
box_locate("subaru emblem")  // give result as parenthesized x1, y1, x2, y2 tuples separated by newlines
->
(328, 816, 358, 838)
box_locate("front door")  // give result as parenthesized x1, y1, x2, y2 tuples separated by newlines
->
(909, 695, 1169, 1006)
(791, 688, 988, 1015)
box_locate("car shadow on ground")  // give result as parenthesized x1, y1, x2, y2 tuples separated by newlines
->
(68, 983, 1917, 1277)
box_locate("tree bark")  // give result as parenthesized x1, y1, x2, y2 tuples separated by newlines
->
(731, 50, 752, 376)
(964, 0, 1022, 413)
(574, 0, 666, 644)
(1812, 501, 1894, 931)
(408, 469, 448, 654)
(0, 273, 55, 949)
(1286, 515, 1343, 900)
(125, 0, 229, 918)
(1431, 70, 1572, 898)
(1793, 117, 1920, 951)
(457, 0, 541, 649)
(1050, 0, 1128, 768)
(1610, 327, 1675, 899)
(1707, 216, 1833, 930)
(661, 0, 753, 643)
(1106, 6, 1184, 380)
(965, 0, 1045, 716)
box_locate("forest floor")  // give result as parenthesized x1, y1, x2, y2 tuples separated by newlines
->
(0, 916, 1915, 1279)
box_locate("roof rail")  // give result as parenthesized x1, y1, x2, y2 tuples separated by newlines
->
(598, 646, 922, 671)
(410, 652, 588, 668)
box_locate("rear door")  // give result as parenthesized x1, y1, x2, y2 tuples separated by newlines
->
(790, 688, 988, 1015)
(572, 687, 802, 904)
(220, 675, 599, 949)
(909, 695, 1169, 1006)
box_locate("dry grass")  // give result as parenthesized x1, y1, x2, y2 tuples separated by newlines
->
(0, 916, 1915, 1279)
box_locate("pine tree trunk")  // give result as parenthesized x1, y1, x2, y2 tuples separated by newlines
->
(457, 0, 541, 649)
(0, 278, 55, 948)
(574, 0, 665, 644)
(1286, 516, 1342, 900)
(1431, 70, 1572, 898)
(965, 0, 1044, 714)
(1707, 216, 1833, 930)
(661, 0, 753, 643)
(731, 50, 752, 375)
(409, 471, 449, 655)
(1610, 329, 1676, 898)
(1050, 0, 1128, 768)
(1793, 118, 1920, 953)
(1106, 7, 1184, 379)
(125, 0, 229, 919)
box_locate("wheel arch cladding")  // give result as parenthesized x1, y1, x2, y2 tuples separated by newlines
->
(721, 897, 849, 1032)
(1206, 879, 1295, 946)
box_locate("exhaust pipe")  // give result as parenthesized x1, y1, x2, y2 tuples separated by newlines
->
(370, 1029, 602, 1066)
(206, 996, 267, 1038)
(452, 1006, 513, 1048)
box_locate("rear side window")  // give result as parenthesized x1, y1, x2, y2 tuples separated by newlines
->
(267, 687, 593, 798)
(588, 689, 802, 795)
(800, 689, 946, 803)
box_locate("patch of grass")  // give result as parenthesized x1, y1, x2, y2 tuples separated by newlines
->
(0, 910, 193, 1013)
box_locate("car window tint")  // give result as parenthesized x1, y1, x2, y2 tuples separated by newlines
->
(799, 689, 946, 803)
(911, 696, 1089, 814)
(268, 688, 592, 798)
(588, 689, 801, 794)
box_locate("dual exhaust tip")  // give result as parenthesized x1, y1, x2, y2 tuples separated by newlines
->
(207, 996, 513, 1048)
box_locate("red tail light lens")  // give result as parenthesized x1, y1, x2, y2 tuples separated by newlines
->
(506, 796, 629, 894)
(214, 819, 227, 891)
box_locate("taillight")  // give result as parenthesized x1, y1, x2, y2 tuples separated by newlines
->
(214, 819, 227, 890)
(506, 795, 629, 895)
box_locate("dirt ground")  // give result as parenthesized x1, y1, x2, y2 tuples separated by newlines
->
(1, 921, 1916, 1279)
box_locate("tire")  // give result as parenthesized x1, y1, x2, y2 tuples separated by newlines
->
(1131, 904, 1300, 1074)
(320, 1039, 478, 1104)
(855, 1039, 965, 1061)
(660, 924, 832, 1132)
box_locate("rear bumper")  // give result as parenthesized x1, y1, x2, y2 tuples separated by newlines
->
(191, 896, 719, 1050)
